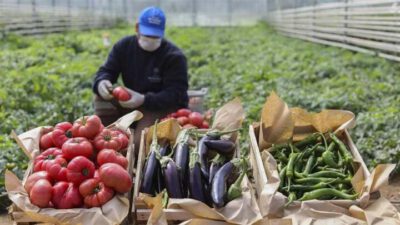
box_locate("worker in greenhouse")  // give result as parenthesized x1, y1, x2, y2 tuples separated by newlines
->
(92, 6, 189, 149)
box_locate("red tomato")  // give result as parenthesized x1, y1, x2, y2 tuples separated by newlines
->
(110, 129, 129, 149)
(176, 116, 189, 126)
(29, 179, 53, 208)
(47, 162, 68, 182)
(25, 171, 53, 193)
(62, 137, 93, 160)
(33, 147, 66, 172)
(79, 178, 114, 207)
(188, 112, 204, 127)
(51, 122, 73, 148)
(67, 156, 95, 185)
(201, 121, 210, 129)
(93, 129, 122, 151)
(176, 108, 191, 117)
(40, 131, 54, 150)
(97, 149, 128, 169)
(99, 163, 132, 193)
(112, 86, 131, 101)
(71, 115, 102, 139)
(52, 181, 83, 209)
(171, 112, 178, 118)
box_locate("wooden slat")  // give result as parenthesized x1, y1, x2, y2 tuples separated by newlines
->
(268, 0, 400, 63)
(276, 26, 400, 53)
(274, 23, 400, 43)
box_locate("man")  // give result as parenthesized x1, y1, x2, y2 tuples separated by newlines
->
(92, 7, 189, 150)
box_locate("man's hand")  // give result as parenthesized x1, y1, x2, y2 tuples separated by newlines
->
(119, 88, 145, 109)
(98, 80, 113, 100)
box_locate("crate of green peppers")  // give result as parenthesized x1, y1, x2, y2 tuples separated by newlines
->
(247, 92, 383, 218)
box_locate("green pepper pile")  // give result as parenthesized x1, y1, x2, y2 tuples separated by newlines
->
(271, 132, 359, 205)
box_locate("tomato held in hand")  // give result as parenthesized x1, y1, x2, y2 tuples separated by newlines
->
(112, 86, 131, 101)
(52, 181, 83, 209)
(71, 115, 102, 139)
(79, 178, 114, 207)
(99, 163, 132, 193)
(97, 149, 128, 169)
(62, 137, 93, 160)
(67, 156, 95, 185)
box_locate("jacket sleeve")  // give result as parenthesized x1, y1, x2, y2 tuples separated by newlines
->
(142, 54, 189, 110)
(92, 40, 125, 95)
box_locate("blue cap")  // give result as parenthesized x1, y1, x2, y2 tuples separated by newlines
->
(138, 7, 166, 38)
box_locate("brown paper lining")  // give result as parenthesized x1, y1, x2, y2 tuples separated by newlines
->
(6, 111, 143, 225)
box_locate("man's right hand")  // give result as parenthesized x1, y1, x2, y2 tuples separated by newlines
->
(98, 80, 113, 100)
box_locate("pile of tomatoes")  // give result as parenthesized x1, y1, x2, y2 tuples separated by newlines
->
(163, 108, 211, 129)
(26, 115, 132, 209)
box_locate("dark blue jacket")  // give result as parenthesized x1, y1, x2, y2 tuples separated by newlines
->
(93, 35, 189, 110)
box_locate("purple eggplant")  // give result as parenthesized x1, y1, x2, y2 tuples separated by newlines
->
(211, 158, 241, 208)
(140, 121, 161, 196)
(160, 143, 171, 157)
(160, 157, 184, 198)
(155, 143, 171, 193)
(173, 129, 191, 197)
(140, 151, 159, 195)
(198, 129, 240, 181)
(209, 154, 226, 185)
(174, 142, 190, 196)
(189, 150, 207, 203)
(199, 135, 214, 181)
(204, 139, 235, 155)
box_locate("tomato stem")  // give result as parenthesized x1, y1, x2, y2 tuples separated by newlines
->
(82, 168, 89, 176)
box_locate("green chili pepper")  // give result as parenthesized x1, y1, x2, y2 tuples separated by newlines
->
(329, 133, 353, 164)
(316, 166, 343, 172)
(294, 133, 320, 148)
(322, 150, 339, 168)
(284, 179, 337, 191)
(279, 166, 287, 188)
(295, 177, 336, 184)
(285, 192, 297, 207)
(299, 188, 358, 201)
(273, 150, 289, 163)
(271, 143, 290, 152)
(303, 155, 315, 175)
(286, 152, 299, 179)
(308, 171, 347, 178)
(286, 152, 299, 192)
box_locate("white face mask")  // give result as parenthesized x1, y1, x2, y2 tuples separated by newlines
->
(138, 35, 162, 52)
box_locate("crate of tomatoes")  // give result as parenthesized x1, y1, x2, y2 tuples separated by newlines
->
(5, 111, 143, 225)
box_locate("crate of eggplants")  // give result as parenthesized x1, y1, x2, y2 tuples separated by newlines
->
(140, 126, 248, 208)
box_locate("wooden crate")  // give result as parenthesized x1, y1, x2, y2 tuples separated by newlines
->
(133, 128, 242, 224)
(132, 129, 193, 224)
(8, 123, 136, 225)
